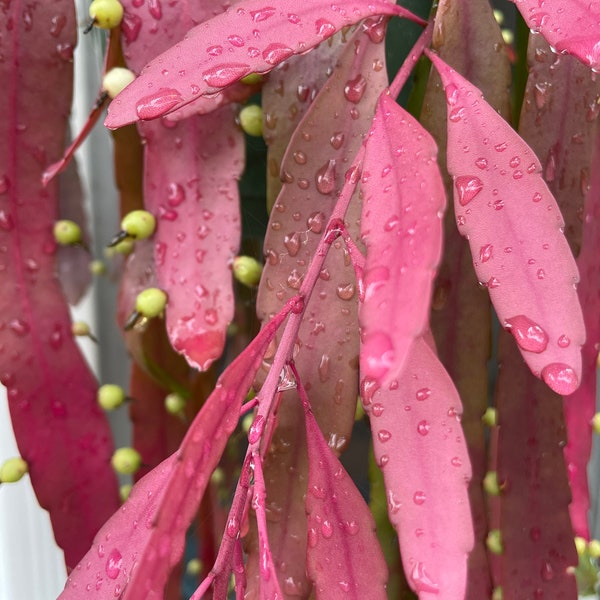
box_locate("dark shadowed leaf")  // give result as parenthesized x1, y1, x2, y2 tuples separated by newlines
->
(0, 0, 120, 568)
(429, 52, 585, 396)
(105, 0, 423, 127)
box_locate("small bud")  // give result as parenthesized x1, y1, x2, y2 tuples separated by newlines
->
(0, 457, 28, 483)
(102, 67, 136, 99)
(486, 529, 503, 554)
(501, 29, 514, 45)
(89, 260, 106, 276)
(186, 558, 203, 577)
(482, 407, 497, 427)
(111, 447, 142, 475)
(575, 536, 588, 556)
(483, 471, 501, 496)
(71, 321, 91, 337)
(88, 0, 124, 30)
(240, 73, 262, 85)
(135, 288, 168, 318)
(106, 238, 135, 256)
(119, 483, 132, 502)
(165, 392, 186, 415)
(210, 467, 225, 486)
(238, 104, 263, 137)
(241, 413, 253, 434)
(53, 220, 82, 245)
(592, 412, 600, 435)
(588, 539, 600, 558)
(492, 587, 503, 600)
(120, 210, 156, 241)
(232, 255, 263, 287)
(493, 9, 504, 25)
(98, 384, 126, 410)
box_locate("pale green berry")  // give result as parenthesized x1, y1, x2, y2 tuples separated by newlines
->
(238, 105, 263, 137)
(232, 255, 263, 287)
(210, 467, 224, 486)
(121, 210, 156, 241)
(589, 539, 600, 558)
(53, 220, 82, 245)
(492, 587, 503, 600)
(119, 483, 132, 502)
(483, 471, 501, 496)
(574, 536, 587, 556)
(111, 238, 135, 255)
(493, 9, 504, 25)
(241, 413, 253, 434)
(186, 558, 203, 576)
(481, 407, 497, 427)
(486, 529, 503, 554)
(97, 384, 126, 410)
(89, 0, 124, 29)
(240, 73, 262, 85)
(135, 288, 168, 318)
(71, 321, 91, 337)
(0, 457, 28, 483)
(592, 412, 600, 435)
(102, 67, 136, 99)
(89, 260, 106, 275)
(501, 29, 514, 45)
(111, 447, 142, 475)
(164, 392, 186, 415)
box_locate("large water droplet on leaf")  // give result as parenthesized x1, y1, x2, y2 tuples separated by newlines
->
(202, 63, 251, 87)
(136, 89, 183, 120)
(505, 315, 549, 354)
(455, 175, 483, 206)
(541, 363, 579, 395)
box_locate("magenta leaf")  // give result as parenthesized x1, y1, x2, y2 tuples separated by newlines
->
(428, 51, 585, 395)
(363, 336, 473, 599)
(0, 0, 120, 568)
(66, 298, 297, 600)
(360, 92, 445, 385)
(510, 0, 600, 71)
(105, 0, 423, 128)
(302, 381, 388, 599)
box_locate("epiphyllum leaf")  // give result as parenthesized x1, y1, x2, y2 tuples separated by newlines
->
(301, 382, 388, 599)
(362, 336, 473, 600)
(360, 92, 445, 384)
(428, 52, 585, 396)
(104, 0, 424, 128)
(509, 0, 600, 71)
(0, 0, 119, 568)
(61, 299, 297, 600)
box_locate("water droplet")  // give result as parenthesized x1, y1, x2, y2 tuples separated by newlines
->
(262, 43, 293, 65)
(250, 7, 276, 21)
(315, 159, 336, 195)
(226, 516, 239, 538)
(377, 429, 392, 443)
(307, 527, 318, 548)
(509, 156, 521, 168)
(378, 454, 389, 467)
(360, 376, 379, 405)
(362, 331, 395, 379)
(537, 269, 545, 280)
(9, 318, 29, 336)
(307, 212, 325, 233)
(227, 35, 245, 47)
(330, 132, 344, 149)
(417, 420, 430, 436)
(416, 387, 431, 401)
(541, 363, 578, 395)
(321, 520, 333, 538)
(148, 0, 162, 19)
(475, 157, 488, 170)
(545, 146, 557, 182)
(166, 182, 185, 206)
(532, 191, 543, 202)
(445, 83, 459, 106)
(541, 561, 554, 581)
(479, 244, 493, 263)
(410, 563, 439, 594)
(455, 175, 483, 206)
(318, 354, 330, 382)
(371, 403, 384, 417)
(557, 335, 570, 348)
(448, 106, 465, 122)
(387, 490, 402, 513)
(362, 17, 386, 43)
(136, 89, 183, 120)
(0, 210, 14, 231)
(315, 18, 335, 38)
(413, 491, 426, 505)
(202, 63, 250, 87)
(105, 549, 122, 580)
(283, 232, 301, 256)
(343, 75, 366, 104)
(338, 581, 350, 592)
(451, 456, 462, 467)
(494, 142, 508, 152)
(207, 45, 223, 56)
(248, 414, 266, 444)
(344, 520, 359, 535)
(505, 315, 549, 353)
(336, 283, 355, 300)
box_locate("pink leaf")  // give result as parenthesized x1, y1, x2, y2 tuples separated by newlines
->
(64, 298, 297, 600)
(363, 336, 473, 599)
(428, 51, 585, 395)
(0, 0, 120, 568)
(105, 0, 423, 128)
(509, 0, 600, 71)
(303, 386, 388, 599)
(360, 93, 445, 385)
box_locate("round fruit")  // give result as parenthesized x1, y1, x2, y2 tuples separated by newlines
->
(89, 0, 124, 29)
(164, 392, 186, 415)
(102, 67, 136, 99)
(232, 255, 263, 287)
(238, 104, 263, 137)
(97, 384, 126, 410)
(0, 457, 28, 483)
(53, 220, 82, 245)
(120, 210, 156, 240)
(111, 447, 142, 475)
(135, 288, 168, 318)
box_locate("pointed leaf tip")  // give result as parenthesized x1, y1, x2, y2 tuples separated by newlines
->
(427, 51, 585, 395)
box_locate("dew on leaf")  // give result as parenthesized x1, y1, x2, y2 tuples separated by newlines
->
(315, 159, 336, 195)
(343, 75, 367, 104)
(413, 491, 426, 505)
(479, 244, 493, 263)
(226, 516, 240, 538)
(105, 549, 122, 580)
(248, 414, 265, 444)
(416, 387, 431, 401)
(410, 562, 439, 594)
(321, 520, 333, 538)
(202, 63, 251, 87)
(262, 43, 293, 65)
(454, 175, 483, 206)
(136, 89, 183, 120)
(505, 315, 549, 354)
(377, 429, 391, 443)
(541, 363, 578, 395)
(417, 420, 430, 436)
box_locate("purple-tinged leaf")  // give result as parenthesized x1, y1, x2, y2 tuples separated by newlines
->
(363, 336, 473, 600)
(518, 33, 600, 257)
(105, 0, 423, 128)
(429, 52, 586, 395)
(93, 299, 296, 600)
(302, 382, 387, 599)
(57, 157, 92, 305)
(510, 0, 600, 71)
(359, 92, 445, 385)
(420, 2, 511, 595)
(59, 454, 178, 599)
(262, 31, 345, 210)
(492, 331, 578, 598)
(0, 0, 120, 568)
(562, 130, 600, 539)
